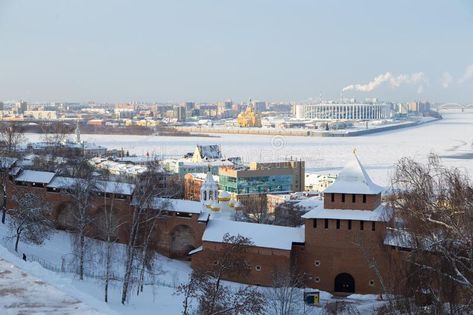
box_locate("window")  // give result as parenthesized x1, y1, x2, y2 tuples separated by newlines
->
(336, 219, 340, 229)
(313, 219, 317, 229)
(324, 219, 329, 229)
(360, 221, 364, 230)
(372, 222, 376, 231)
(369, 280, 375, 286)
(331, 193, 335, 202)
(352, 194, 356, 203)
(315, 277, 320, 283)
(341, 194, 345, 202)
(314, 260, 321, 267)
(348, 220, 352, 230)
(362, 194, 367, 203)
(255, 265, 262, 272)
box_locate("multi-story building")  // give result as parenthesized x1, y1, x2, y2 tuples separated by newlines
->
(219, 160, 304, 195)
(15, 100, 27, 115)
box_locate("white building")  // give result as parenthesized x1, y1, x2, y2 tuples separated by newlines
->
(294, 103, 391, 121)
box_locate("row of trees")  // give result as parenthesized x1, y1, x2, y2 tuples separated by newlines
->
(0, 121, 183, 305)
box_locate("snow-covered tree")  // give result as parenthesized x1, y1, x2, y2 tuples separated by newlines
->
(8, 191, 52, 252)
(386, 154, 473, 313)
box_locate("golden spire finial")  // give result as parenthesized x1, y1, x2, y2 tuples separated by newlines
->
(353, 148, 357, 155)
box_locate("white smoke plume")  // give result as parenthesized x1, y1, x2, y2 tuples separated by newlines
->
(458, 64, 473, 84)
(342, 72, 425, 92)
(441, 72, 453, 88)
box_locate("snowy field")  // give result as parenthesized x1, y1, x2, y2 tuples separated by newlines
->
(26, 109, 473, 187)
(0, 220, 386, 314)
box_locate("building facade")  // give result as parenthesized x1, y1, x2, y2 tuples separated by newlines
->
(219, 160, 305, 195)
(294, 103, 391, 121)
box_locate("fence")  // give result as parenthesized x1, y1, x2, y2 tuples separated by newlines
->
(8, 247, 177, 288)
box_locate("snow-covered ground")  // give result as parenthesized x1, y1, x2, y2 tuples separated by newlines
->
(26, 109, 473, 187)
(0, 256, 104, 315)
(0, 220, 386, 314)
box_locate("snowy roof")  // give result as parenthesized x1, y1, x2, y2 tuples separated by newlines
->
(140, 197, 203, 214)
(196, 144, 222, 160)
(47, 176, 77, 189)
(47, 177, 135, 195)
(95, 180, 135, 195)
(301, 204, 391, 222)
(295, 196, 324, 210)
(190, 173, 219, 182)
(198, 212, 210, 222)
(202, 220, 305, 250)
(0, 157, 17, 169)
(15, 170, 56, 184)
(383, 230, 415, 249)
(8, 166, 22, 176)
(189, 246, 203, 255)
(323, 153, 384, 195)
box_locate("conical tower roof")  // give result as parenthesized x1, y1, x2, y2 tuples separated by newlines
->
(324, 152, 384, 195)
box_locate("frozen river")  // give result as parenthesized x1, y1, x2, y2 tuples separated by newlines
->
(25, 109, 473, 186)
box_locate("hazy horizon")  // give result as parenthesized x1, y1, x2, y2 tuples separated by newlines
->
(1, 0, 472, 103)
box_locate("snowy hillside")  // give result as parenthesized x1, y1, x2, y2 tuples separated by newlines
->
(0, 219, 385, 314)
(0, 245, 113, 315)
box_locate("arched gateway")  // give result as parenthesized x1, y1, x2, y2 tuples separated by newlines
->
(334, 273, 355, 293)
(169, 225, 196, 259)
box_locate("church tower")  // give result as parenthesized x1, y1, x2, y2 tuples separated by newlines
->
(200, 172, 219, 205)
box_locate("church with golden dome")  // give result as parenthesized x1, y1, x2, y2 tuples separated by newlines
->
(237, 103, 262, 127)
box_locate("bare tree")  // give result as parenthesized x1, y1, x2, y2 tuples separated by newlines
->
(273, 201, 306, 227)
(178, 233, 266, 315)
(384, 154, 473, 313)
(0, 122, 24, 157)
(65, 161, 97, 280)
(8, 191, 52, 252)
(266, 270, 305, 315)
(0, 122, 24, 224)
(121, 160, 169, 304)
(240, 196, 271, 224)
(135, 199, 172, 296)
(94, 180, 126, 303)
(175, 274, 199, 315)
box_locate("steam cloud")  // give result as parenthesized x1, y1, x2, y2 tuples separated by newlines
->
(458, 64, 473, 84)
(342, 72, 425, 92)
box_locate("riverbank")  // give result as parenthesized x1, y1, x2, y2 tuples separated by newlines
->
(175, 117, 440, 137)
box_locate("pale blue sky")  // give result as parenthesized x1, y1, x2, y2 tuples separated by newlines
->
(0, 0, 472, 103)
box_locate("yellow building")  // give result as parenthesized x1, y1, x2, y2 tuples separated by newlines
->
(237, 105, 262, 127)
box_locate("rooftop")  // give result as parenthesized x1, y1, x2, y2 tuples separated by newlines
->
(15, 170, 56, 184)
(301, 203, 391, 222)
(202, 220, 305, 250)
(139, 197, 203, 214)
(323, 153, 385, 195)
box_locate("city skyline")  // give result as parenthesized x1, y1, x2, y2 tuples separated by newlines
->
(1, 0, 472, 103)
